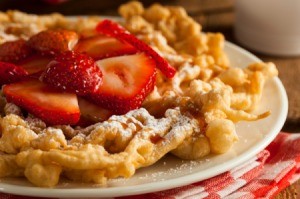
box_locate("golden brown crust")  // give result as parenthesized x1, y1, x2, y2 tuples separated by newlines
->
(0, 2, 278, 187)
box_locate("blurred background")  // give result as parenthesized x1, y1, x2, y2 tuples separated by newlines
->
(0, 0, 234, 33)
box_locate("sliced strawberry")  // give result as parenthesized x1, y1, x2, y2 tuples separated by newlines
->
(96, 19, 176, 78)
(0, 39, 33, 63)
(78, 97, 112, 123)
(27, 30, 79, 55)
(17, 54, 52, 75)
(89, 53, 156, 114)
(75, 34, 137, 60)
(3, 79, 80, 125)
(0, 62, 28, 85)
(41, 51, 103, 95)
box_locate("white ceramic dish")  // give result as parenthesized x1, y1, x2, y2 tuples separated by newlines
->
(0, 41, 288, 198)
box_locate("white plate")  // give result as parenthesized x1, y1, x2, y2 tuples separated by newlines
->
(0, 42, 288, 198)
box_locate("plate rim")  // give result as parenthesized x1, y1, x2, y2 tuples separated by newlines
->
(0, 41, 288, 198)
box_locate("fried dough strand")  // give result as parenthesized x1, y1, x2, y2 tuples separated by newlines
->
(0, 108, 200, 187)
(0, 2, 279, 187)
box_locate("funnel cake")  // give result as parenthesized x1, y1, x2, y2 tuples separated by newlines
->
(0, 1, 278, 187)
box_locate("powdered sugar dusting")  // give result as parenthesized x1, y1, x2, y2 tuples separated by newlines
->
(4, 103, 22, 116)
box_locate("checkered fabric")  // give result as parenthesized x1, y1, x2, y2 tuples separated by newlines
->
(1, 132, 300, 199)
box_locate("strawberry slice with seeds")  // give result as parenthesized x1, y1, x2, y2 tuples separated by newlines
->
(0, 39, 33, 63)
(74, 34, 137, 59)
(78, 97, 112, 123)
(18, 54, 52, 75)
(27, 30, 79, 55)
(3, 79, 80, 125)
(96, 19, 176, 78)
(89, 53, 156, 114)
(41, 51, 103, 95)
(0, 62, 28, 85)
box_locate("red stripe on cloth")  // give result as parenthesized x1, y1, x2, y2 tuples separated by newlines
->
(203, 176, 235, 195)
(234, 178, 272, 196)
(265, 133, 300, 164)
(201, 173, 235, 192)
(257, 133, 299, 184)
(253, 167, 297, 198)
(268, 167, 298, 198)
(265, 132, 290, 160)
(240, 151, 269, 181)
(258, 160, 296, 183)
(282, 134, 300, 161)
(232, 133, 300, 198)
(203, 193, 221, 199)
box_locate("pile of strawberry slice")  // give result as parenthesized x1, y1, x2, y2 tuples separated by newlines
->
(0, 20, 176, 126)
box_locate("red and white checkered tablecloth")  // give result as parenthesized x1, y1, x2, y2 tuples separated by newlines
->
(1, 132, 300, 199)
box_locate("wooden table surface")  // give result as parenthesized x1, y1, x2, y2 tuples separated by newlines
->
(0, 0, 299, 198)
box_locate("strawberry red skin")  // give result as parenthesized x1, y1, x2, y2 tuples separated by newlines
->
(90, 75, 156, 114)
(17, 54, 53, 76)
(3, 79, 80, 125)
(41, 51, 103, 95)
(96, 76, 156, 114)
(0, 62, 28, 85)
(89, 53, 157, 114)
(75, 34, 137, 60)
(96, 19, 176, 78)
(27, 30, 79, 55)
(0, 39, 33, 63)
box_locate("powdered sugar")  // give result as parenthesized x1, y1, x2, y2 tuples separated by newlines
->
(4, 103, 22, 116)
